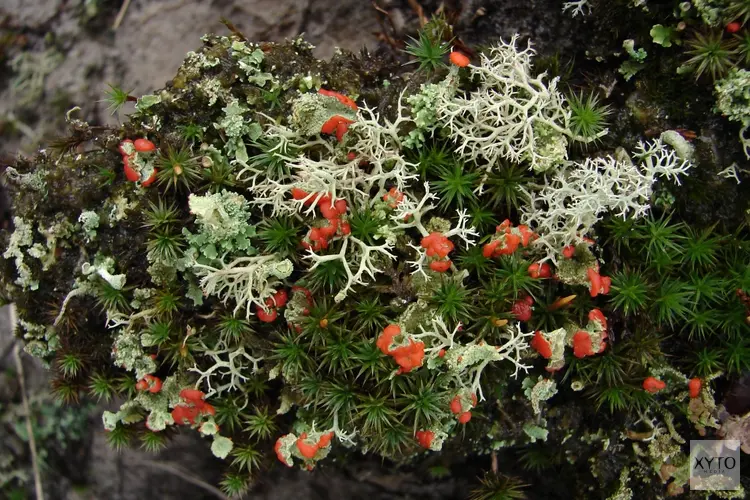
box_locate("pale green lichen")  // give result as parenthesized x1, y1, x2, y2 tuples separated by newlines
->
(4, 166, 47, 194)
(211, 435, 234, 459)
(135, 94, 162, 112)
(192, 254, 293, 319)
(196, 78, 225, 107)
(290, 92, 357, 137)
(214, 99, 263, 163)
(715, 69, 750, 158)
(404, 77, 457, 149)
(523, 420, 549, 442)
(529, 122, 568, 172)
(183, 190, 256, 260)
(660, 130, 695, 162)
(78, 211, 100, 242)
(522, 376, 558, 415)
(113, 330, 157, 380)
(230, 41, 276, 88)
(691, 0, 728, 26)
(3, 216, 38, 290)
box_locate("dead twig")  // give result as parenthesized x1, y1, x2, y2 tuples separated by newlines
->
(407, 0, 428, 26)
(130, 458, 228, 499)
(371, 1, 400, 50)
(112, 0, 132, 30)
(220, 18, 248, 42)
(13, 340, 44, 500)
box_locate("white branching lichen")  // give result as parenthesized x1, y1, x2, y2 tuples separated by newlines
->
(434, 36, 583, 173)
(305, 234, 396, 302)
(521, 139, 692, 262)
(413, 316, 533, 401)
(192, 254, 293, 318)
(190, 340, 263, 397)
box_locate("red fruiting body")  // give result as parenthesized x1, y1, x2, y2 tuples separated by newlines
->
(270, 289, 289, 308)
(296, 433, 319, 459)
(318, 219, 339, 239)
(171, 405, 194, 425)
(588, 309, 607, 330)
(145, 374, 163, 394)
(334, 199, 347, 215)
(438, 348, 446, 358)
(727, 22, 742, 33)
(562, 245, 576, 259)
(391, 340, 425, 373)
(518, 225, 536, 246)
(450, 395, 462, 414)
(136, 378, 149, 391)
(600, 276, 611, 295)
(449, 51, 470, 67)
(483, 240, 500, 258)
(141, 169, 158, 187)
(347, 152, 357, 161)
(572, 331, 595, 358)
(643, 376, 666, 393)
(319, 202, 339, 220)
(200, 402, 216, 416)
(377, 324, 401, 354)
(291, 187, 309, 201)
(421, 233, 455, 258)
(275, 436, 291, 466)
(340, 221, 351, 235)
(528, 262, 552, 279)
(134, 138, 156, 152)
(180, 389, 205, 403)
(320, 115, 345, 135)
(317, 431, 334, 448)
(531, 331, 553, 359)
(688, 378, 702, 398)
(257, 307, 278, 323)
(383, 187, 404, 208)
(429, 259, 451, 272)
(458, 411, 472, 424)
(318, 89, 358, 110)
(123, 158, 141, 182)
(511, 300, 533, 322)
(415, 430, 434, 449)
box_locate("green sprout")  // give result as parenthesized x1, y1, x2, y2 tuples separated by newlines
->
(102, 84, 135, 115)
(58, 353, 84, 379)
(681, 31, 737, 81)
(566, 91, 611, 144)
(155, 146, 202, 192)
(433, 162, 480, 210)
(88, 373, 116, 402)
(106, 424, 133, 452)
(230, 444, 263, 473)
(468, 472, 528, 500)
(140, 431, 168, 453)
(404, 30, 451, 72)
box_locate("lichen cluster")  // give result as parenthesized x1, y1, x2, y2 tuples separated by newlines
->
(2, 12, 750, 499)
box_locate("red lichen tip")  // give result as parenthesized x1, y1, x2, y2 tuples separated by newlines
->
(643, 376, 666, 393)
(133, 138, 156, 153)
(727, 22, 742, 33)
(688, 378, 702, 398)
(415, 430, 434, 449)
(530, 331, 552, 359)
(449, 51, 470, 67)
(572, 331, 595, 358)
